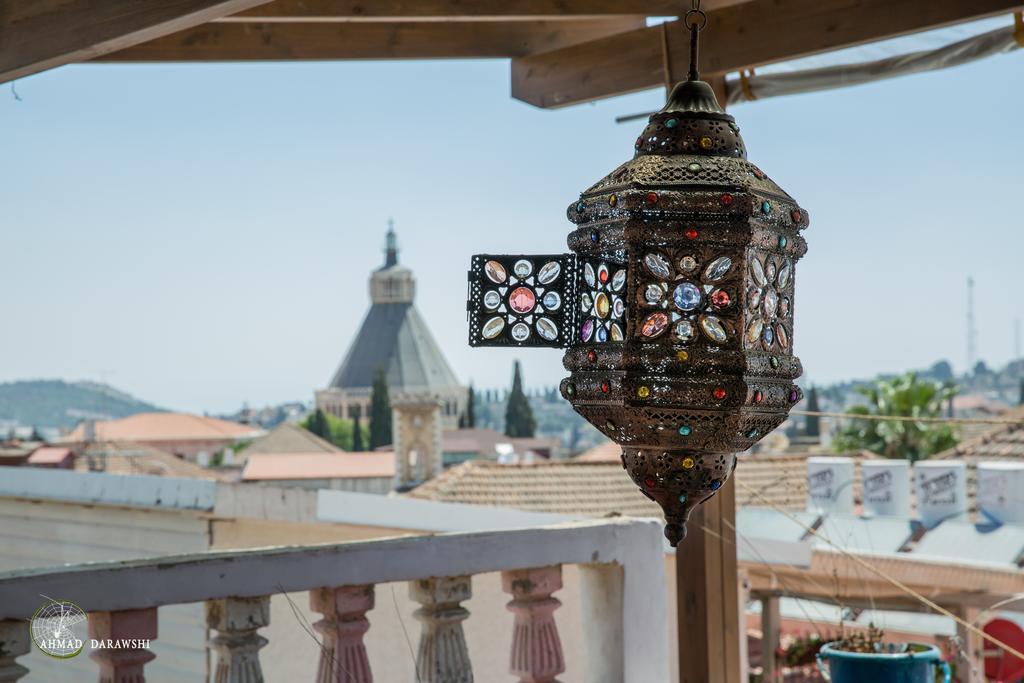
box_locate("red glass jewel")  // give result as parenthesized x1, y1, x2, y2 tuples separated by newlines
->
(635, 136, 642, 149)
(713, 387, 727, 400)
(587, 349, 597, 363)
(644, 477, 656, 489)
(645, 191, 659, 205)
(684, 229, 699, 240)
(791, 209, 802, 223)
(598, 267, 609, 283)
(508, 286, 536, 314)
(720, 193, 734, 206)
(710, 290, 730, 308)
(601, 381, 610, 394)
(754, 390, 763, 403)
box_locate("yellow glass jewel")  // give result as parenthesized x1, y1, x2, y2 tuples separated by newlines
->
(681, 457, 696, 469)
(676, 350, 689, 361)
(700, 136, 713, 149)
(594, 292, 610, 319)
(637, 386, 650, 398)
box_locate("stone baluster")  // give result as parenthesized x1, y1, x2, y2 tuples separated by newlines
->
(310, 585, 375, 683)
(502, 566, 565, 683)
(0, 620, 30, 683)
(206, 596, 270, 683)
(409, 575, 473, 683)
(88, 607, 157, 683)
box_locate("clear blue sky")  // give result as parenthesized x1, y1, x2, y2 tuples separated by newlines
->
(2, 41, 1022, 413)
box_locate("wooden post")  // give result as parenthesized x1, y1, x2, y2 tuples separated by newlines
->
(760, 593, 781, 683)
(953, 604, 984, 683)
(409, 576, 473, 683)
(502, 565, 566, 683)
(0, 620, 30, 683)
(310, 585, 375, 683)
(205, 596, 270, 683)
(88, 608, 158, 683)
(676, 475, 742, 683)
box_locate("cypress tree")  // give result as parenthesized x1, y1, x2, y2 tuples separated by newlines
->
(352, 407, 365, 451)
(305, 409, 330, 441)
(465, 384, 476, 428)
(369, 366, 392, 449)
(805, 386, 821, 438)
(504, 360, 536, 438)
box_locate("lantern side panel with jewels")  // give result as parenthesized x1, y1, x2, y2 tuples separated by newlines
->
(467, 79, 808, 546)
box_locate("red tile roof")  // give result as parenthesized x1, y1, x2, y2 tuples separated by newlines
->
(27, 446, 73, 465)
(242, 452, 395, 481)
(62, 412, 261, 443)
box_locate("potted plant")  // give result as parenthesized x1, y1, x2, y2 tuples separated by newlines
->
(815, 625, 951, 682)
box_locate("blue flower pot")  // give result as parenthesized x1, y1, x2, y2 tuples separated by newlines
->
(815, 642, 951, 683)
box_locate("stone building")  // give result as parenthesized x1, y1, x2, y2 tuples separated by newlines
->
(315, 224, 466, 485)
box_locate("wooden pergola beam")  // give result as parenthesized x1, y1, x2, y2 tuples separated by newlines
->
(220, 0, 748, 21)
(0, 0, 273, 84)
(96, 19, 644, 61)
(511, 0, 1024, 107)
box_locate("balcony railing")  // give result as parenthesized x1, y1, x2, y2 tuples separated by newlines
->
(0, 517, 668, 682)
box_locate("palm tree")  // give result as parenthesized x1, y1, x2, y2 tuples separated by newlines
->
(833, 372, 957, 462)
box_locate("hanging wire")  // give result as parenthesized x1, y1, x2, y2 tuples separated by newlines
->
(684, 0, 707, 81)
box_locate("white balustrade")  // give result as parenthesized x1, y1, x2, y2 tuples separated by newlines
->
(503, 566, 565, 683)
(88, 608, 157, 683)
(0, 518, 668, 683)
(410, 575, 474, 683)
(206, 596, 270, 683)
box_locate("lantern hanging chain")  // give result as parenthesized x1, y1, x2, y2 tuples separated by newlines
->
(790, 410, 1024, 426)
(684, 0, 707, 81)
(735, 478, 1024, 664)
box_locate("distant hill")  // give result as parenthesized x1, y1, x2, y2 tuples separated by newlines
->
(0, 380, 162, 430)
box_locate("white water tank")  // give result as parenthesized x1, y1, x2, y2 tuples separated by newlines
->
(977, 462, 1024, 525)
(861, 460, 911, 517)
(914, 460, 967, 528)
(807, 456, 855, 514)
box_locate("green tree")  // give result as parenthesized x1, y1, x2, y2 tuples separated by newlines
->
(304, 409, 331, 441)
(352, 407, 365, 451)
(463, 384, 476, 428)
(833, 373, 957, 462)
(504, 361, 536, 438)
(1019, 378, 1024, 406)
(805, 386, 821, 438)
(369, 367, 392, 449)
(301, 410, 366, 451)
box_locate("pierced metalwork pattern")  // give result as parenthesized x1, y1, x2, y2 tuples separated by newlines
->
(468, 254, 576, 348)
(577, 257, 628, 345)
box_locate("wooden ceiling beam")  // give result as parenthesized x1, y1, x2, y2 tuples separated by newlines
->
(0, 0, 273, 84)
(95, 18, 645, 61)
(220, 0, 749, 22)
(511, 0, 1024, 108)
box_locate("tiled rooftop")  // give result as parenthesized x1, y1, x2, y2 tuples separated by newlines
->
(404, 451, 866, 518)
(62, 412, 261, 443)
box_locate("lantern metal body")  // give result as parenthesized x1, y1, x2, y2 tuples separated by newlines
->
(468, 80, 807, 545)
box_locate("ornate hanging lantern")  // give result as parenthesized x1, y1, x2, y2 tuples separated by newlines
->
(467, 9, 807, 545)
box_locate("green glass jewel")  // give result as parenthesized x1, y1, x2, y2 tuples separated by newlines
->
(678, 425, 692, 436)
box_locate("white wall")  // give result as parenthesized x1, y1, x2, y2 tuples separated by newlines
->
(0, 498, 210, 682)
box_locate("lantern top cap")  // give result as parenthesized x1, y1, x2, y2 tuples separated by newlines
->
(659, 79, 733, 123)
